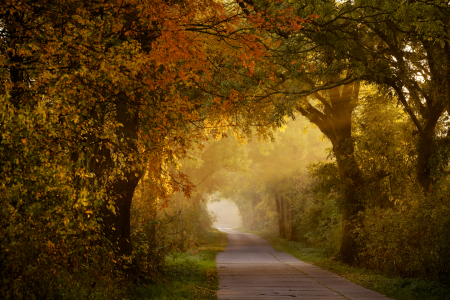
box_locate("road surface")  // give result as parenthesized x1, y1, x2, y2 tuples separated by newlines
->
(216, 228, 392, 300)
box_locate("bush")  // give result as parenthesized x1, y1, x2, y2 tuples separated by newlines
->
(356, 187, 450, 283)
(290, 167, 342, 252)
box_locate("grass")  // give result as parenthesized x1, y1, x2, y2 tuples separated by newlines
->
(244, 229, 450, 300)
(128, 228, 227, 300)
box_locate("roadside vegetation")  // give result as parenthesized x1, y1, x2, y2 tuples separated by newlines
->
(128, 229, 227, 300)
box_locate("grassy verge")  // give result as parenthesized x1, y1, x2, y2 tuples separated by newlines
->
(245, 229, 450, 300)
(129, 228, 227, 300)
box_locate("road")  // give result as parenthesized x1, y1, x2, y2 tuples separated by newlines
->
(216, 228, 392, 300)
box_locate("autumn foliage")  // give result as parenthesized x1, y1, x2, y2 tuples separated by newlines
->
(0, 0, 305, 298)
(3, 0, 450, 298)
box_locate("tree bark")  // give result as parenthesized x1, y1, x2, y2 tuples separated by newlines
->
(91, 96, 142, 274)
(298, 81, 363, 263)
(388, 80, 445, 194)
(416, 104, 445, 193)
(335, 153, 364, 264)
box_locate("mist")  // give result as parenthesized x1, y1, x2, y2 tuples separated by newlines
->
(208, 200, 242, 229)
(184, 115, 331, 233)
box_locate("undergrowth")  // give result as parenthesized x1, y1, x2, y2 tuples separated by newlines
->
(128, 228, 227, 300)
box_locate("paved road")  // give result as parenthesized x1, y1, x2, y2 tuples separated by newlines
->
(216, 228, 392, 300)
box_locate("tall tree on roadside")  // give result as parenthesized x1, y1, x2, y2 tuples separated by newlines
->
(351, 0, 450, 193)
(242, 0, 450, 263)
(280, 0, 450, 193)
(237, 0, 364, 263)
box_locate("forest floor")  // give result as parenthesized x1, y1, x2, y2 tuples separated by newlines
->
(127, 228, 227, 300)
(245, 229, 450, 300)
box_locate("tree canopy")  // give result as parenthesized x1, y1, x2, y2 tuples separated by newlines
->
(2, 0, 450, 298)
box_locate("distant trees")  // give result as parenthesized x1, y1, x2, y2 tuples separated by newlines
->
(193, 117, 330, 235)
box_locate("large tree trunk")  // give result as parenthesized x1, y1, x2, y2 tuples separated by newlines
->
(416, 133, 434, 193)
(105, 170, 141, 258)
(330, 83, 364, 264)
(298, 81, 363, 264)
(111, 98, 141, 254)
(415, 105, 444, 193)
(91, 96, 142, 273)
(334, 151, 364, 263)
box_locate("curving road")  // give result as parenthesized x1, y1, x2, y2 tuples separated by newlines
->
(216, 228, 392, 300)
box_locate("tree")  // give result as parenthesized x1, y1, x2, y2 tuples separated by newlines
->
(287, 0, 450, 193)
(1, 0, 306, 295)
(241, 0, 450, 263)
(298, 82, 364, 262)
(348, 0, 450, 193)
(235, 0, 365, 262)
